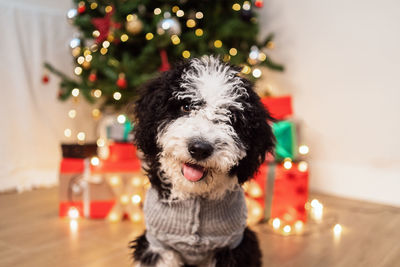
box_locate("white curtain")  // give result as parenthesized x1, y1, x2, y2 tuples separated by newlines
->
(0, 0, 96, 192)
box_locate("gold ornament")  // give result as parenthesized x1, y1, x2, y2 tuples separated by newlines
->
(125, 15, 143, 35)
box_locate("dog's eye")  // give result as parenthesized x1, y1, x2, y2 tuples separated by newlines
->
(181, 104, 191, 113)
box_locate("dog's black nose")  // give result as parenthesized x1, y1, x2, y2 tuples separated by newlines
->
(188, 140, 214, 160)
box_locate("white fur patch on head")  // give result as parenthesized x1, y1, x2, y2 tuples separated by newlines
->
(157, 56, 249, 200)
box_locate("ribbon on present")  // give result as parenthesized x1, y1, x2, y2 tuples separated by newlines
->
(272, 120, 297, 161)
(67, 159, 104, 218)
(263, 163, 276, 221)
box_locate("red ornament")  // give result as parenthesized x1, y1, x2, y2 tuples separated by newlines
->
(116, 74, 127, 89)
(159, 49, 170, 72)
(255, 0, 264, 8)
(78, 5, 86, 14)
(89, 73, 97, 82)
(91, 9, 121, 44)
(42, 75, 49, 84)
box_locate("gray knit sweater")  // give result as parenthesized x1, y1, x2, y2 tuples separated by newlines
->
(144, 186, 247, 265)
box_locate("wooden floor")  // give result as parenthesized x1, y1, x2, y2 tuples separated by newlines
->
(0, 188, 399, 267)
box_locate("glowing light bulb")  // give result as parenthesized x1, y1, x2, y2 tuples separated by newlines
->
(248, 182, 263, 198)
(120, 194, 129, 205)
(92, 108, 101, 118)
(298, 161, 308, 172)
(120, 34, 129, 42)
(117, 114, 126, 124)
(252, 68, 262, 78)
(294, 220, 304, 232)
(77, 132, 85, 141)
(68, 109, 77, 118)
(243, 1, 251, 11)
(71, 88, 80, 97)
(102, 41, 110, 48)
(195, 12, 203, 19)
(64, 128, 72, 137)
(108, 212, 119, 222)
(131, 195, 142, 204)
(131, 177, 143, 187)
(97, 138, 105, 147)
(251, 206, 262, 217)
(232, 3, 241, 11)
(93, 89, 102, 98)
(69, 219, 78, 232)
(272, 218, 281, 229)
(214, 40, 222, 48)
(74, 67, 82, 75)
(195, 29, 203, 37)
(283, 225, 291, 234)
(311, 200, 324, 221)
(109, 176, 120, 186)
(299, 145, 309, 155)
(154, 8, 161, 15)
(182, 50, 190, 58)
(145, 33, 154, 40)
(77, 56, 84, 64)
(310, 199, 320, 208)
(113, 92, 122, 100)
(283, 159, 293, 169)
(229, 48, 238, 56)
(131, 212, 142, 222)
(68, 207, 80, 219)
(186, 19, 196, 28)
(90, 156, 100, 166)
(333, 224, 342, 236)
(176, 10, 184, 17)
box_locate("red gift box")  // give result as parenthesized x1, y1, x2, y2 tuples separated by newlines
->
(250, 161, 309, 223)
(59, 143, 142, 219)
(261, 95, 293, 120)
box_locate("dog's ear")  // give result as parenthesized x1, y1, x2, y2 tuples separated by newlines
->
(133, 62, 189, 159)
(230, 79, 275, 184)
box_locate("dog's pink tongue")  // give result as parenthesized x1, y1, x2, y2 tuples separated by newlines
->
(182, 163, 204, 182)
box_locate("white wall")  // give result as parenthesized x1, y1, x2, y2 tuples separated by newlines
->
(258, 0, 400, 206)
(0, 0, 96, 192)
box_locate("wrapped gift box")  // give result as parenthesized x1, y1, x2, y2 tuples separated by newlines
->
(59, 143, 143, 219)
(261, 95, 293, 120)
(273, 120, 297, 161)
(249, 161, 309, 224)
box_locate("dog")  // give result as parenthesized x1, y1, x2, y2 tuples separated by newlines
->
(130, 56, 275, 267)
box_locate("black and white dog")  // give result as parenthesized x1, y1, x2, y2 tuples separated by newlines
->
(131, 56, 275, 267)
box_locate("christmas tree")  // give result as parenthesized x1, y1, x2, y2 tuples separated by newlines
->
(45, 0, 283, 111)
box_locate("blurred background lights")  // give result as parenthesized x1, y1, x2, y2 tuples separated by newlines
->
(90, 156, 100, 166)
(64, 128, 72, 137)
(299, 145, 309, 155)
(243, 1, 251, 10)
(298, 161, 308, 172)
(195, 12, 203, 19)
(333, 224, 342, 236)
(131, 194, 141, 204)
(71, 88, 80, 97)
(68, 207, 79, 219)
(93, 89, 102, 98)
(77, 132, 85, 141)
(117, 114, 126, 124)
(283, 158, 293, 169)
(153, 8, 161, 15)
(68, 109, 76, 118)
(113, 92, 122, 100)
(252, 68, 262, 78)
(283, 225, 291, 234)
(272, 218, 281, 229)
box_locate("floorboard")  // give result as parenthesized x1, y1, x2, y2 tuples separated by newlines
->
(0, 188, 399, 267)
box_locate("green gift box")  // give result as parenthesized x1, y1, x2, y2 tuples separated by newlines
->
(272, 120, 297, 161)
